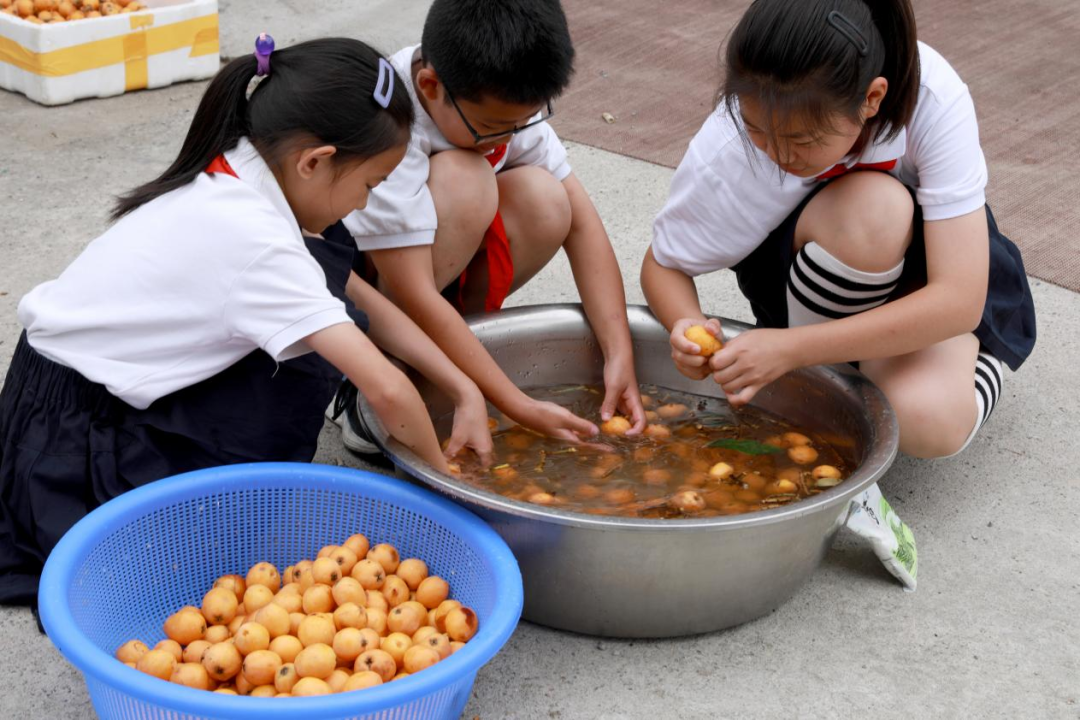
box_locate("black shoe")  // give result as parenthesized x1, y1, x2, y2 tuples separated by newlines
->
(328, 380, 382, 455)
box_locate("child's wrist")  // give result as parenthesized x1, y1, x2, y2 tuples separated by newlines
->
(443, 374, 473, 405)
(785, 326, 815, 368)
(502, 391, 536, 422)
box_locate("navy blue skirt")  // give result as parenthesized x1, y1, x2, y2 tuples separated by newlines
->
(0, 224, 364, 605)
(731, 186, 1036, 371)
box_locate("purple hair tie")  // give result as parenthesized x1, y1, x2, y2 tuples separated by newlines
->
(254, 33, 275, 77)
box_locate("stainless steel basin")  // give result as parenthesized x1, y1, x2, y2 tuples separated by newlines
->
(364, 304, 898, 637)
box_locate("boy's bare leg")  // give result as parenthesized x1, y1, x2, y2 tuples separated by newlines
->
(426, 150, 498, 291)
(455, 165, 573, 314)
(498, 166, 573, 293)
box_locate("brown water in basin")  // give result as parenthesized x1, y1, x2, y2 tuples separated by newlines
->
(447, 384, 857, 518)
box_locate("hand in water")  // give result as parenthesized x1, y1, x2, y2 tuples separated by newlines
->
(443, 388, 494, 467)
(599, 355, 647, 435)
(513, 398, 599, 445)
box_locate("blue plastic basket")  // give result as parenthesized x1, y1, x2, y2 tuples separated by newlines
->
(39, 463, 523, 720)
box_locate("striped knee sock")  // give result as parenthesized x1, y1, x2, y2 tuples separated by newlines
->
(786, 242, 905, 327)
(948, 351, 1004, 457)
(973, 350, 1003, 430)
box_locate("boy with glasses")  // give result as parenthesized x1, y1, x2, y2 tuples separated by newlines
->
(334, 0, 646, 454)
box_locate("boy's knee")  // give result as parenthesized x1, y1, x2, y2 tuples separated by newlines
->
(498, 167, 572, 245)
(429, 150, 499, 228)
(805, 172, 914, 272)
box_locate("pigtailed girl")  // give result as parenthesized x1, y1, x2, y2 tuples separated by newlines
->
(0, 36, 492, 605)
(643, 0, 1035, 460)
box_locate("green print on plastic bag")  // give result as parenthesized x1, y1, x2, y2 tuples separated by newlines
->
(881, 496, 918, 579)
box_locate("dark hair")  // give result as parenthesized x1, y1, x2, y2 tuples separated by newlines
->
(113, 38, 414, 220)
(721, 0, 919, 150)
(420, 0, 575, 105)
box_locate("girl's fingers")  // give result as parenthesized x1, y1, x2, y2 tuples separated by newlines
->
(671, 334, 701, 355)
(472, 443, 494, 468)
(443, 436, 464, 460)
(676, 362, 711, 381)
(623, 394, 648, 435)
(712, 364, 742, 386)
(550, 428, 587, 446)
(564, 435, 616, 453)
(673, 350, 707, 368)
(725, 384, 759, 407)
(565, 412, 599, 438)
(670, 319, 704, 355)
(709, 346, 735, 371)
(599, 386, 619, 422)
(705, 318, 722, 337)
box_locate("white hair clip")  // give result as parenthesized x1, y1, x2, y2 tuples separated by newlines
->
(374, 57, 394, 109)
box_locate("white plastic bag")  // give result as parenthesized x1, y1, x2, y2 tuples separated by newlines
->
(845, 483, 918, 591)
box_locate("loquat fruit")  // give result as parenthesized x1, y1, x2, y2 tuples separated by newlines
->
(297, 615, 336, 648)
(170, 662, 211, 690)
(353, 649, 396, 682)
(233, 622, 270, 656)
(268, 635, 302, 664)
(402, 644, 440, 674)
(241, 649, 282, 686)
(444, 607, 478, 642)
(115, 639, 148, 664)
(367, 544, 400, 574)
(136, 649, 176, 681)
(201, 641, 241, 682)
(245, 562, 281, 594)
(344, 670, 382, 691)
(290, 676, 331, 696)
(395, 558, 428, 590)
(274, 663, 299, 693)
(294, 643, 336, 679)
(182, 640, 211, 664)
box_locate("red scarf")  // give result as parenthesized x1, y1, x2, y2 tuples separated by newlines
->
(816, 158, 897, 181)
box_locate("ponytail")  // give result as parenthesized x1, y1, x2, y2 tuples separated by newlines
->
(862, 0, 919, 142)
(112, 56, 258, 220)
(720, 0, 920, 149)
(112, 38, 414, 221)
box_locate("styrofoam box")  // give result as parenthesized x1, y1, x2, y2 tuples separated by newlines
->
(0, 0, 218, 106)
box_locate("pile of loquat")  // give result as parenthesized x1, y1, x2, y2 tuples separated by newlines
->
(114, 533, 479, 697)
(1, 0, 147, 24)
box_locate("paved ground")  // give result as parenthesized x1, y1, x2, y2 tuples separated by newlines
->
(1, 2, 1077, 718)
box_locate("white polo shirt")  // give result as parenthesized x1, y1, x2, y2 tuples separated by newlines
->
(18, 137, 353, 409)
(342, 44, 573, 251)
(652, 42, 989, 277)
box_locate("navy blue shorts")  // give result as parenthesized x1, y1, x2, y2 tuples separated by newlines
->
(0, 223, 365, 605)
(731, 185, 1036, 371)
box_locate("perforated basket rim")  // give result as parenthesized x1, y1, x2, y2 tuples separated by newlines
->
(38, 463, 523, 718)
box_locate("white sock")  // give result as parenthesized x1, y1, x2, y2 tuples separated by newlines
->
(787, 242, 905, 327)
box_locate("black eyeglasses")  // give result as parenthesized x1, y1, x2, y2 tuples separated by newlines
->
(444, 86, 555, 144)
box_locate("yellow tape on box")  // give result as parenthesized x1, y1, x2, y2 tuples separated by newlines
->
(0, 13, 218, 92)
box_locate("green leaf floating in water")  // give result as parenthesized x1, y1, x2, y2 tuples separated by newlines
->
(705, 438, 784, 455)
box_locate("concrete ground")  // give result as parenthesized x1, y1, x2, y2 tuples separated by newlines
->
(1, 2, 1077, 718)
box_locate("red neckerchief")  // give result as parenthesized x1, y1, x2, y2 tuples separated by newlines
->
(816, 158, 897, 181)
(485, 144, 509, 168)
(205, 154, 238, 178)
